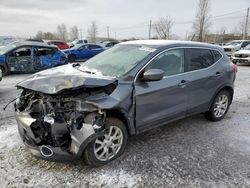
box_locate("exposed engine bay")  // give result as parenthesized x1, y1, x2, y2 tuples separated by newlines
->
(14, 84, 116, 159)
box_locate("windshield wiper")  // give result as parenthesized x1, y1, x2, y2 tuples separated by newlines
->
(72, 63, 96, 74)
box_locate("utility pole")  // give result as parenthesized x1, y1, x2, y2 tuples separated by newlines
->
(148, 20, 152, 39)
(107, 26, 110, 40)
(80, 28, 83, 40)
(243, 7, 249, 40)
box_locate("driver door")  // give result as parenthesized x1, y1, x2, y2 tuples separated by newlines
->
(134, 48, 189, 132)
(7, 46, 33, 73)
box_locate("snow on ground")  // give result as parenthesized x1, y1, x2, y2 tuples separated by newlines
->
(0, 65, 250, 187)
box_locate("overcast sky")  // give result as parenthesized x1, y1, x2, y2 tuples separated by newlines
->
(0, 0, 249, 40)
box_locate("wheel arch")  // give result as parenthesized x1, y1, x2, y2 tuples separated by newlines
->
(105, 109, 135, 135)
(211, 85, 234, 106)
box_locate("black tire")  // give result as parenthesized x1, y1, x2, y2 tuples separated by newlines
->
(68, 54, 76, 62)
(83, 117, 128, 167)
(0, 64, 8, 76)
(205, 90, 231, 121)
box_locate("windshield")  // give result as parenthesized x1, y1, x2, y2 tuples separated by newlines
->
(79, 45, 155, 77)
(0, 42, 18, 55)
(244, 44, 250, 50)
(226, 41, 241, 46)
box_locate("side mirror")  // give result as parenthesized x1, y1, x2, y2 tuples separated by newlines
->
(143, 69, 164, 81)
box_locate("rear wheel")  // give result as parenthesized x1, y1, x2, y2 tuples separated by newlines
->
(0, 64, 8, 76)
(205, 90, 231, 121)
(83, 117, 128, 167)
(68, 54, 76, 62)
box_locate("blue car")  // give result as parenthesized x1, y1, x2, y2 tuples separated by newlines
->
(0, 41, 67, 75)
(63, 44, 104, 62)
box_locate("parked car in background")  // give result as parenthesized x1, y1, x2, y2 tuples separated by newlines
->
(46, 40, 70, 50)
(232, 44, 250, 64)
(100, 41, 119, 49)
(68, 39, 88, 48)
(15, 40, 236, 166)
(0, 41, 67, 75)
(63, 43, 104, 62)
(222, 40, 250, 57)
(0, 69, 2, 82)
(26, 38, 44, 43)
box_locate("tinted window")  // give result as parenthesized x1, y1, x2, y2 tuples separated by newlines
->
(145, 49, 184, 76)
(186, 49, 214, 71)
(10, 47, 31, 57)
(34, 47, 56, 56)
(242, 41, 250, 48)
(79, 45, 89, 50)
(90, 45, 101, 49)
(212, 50, 222, 62)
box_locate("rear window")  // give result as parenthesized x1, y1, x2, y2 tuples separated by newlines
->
(185, 48, 215, 71)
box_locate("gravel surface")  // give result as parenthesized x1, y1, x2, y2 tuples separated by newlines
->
(0, 65, 250, 187)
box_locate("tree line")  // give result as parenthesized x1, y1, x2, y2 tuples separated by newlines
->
(35, 0, 247, 42)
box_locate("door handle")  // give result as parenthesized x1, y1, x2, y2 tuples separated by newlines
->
(214, 72, 223, 77)
(178, 80, 189, 88)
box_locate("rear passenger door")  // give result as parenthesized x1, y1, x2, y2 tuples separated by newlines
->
(33, 47, 58, 70)
(185, 48, 223, 114)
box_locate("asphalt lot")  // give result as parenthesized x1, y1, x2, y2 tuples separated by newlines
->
(0, 65, 250, 187)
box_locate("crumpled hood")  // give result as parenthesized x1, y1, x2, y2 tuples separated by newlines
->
(16, 64, 116, 94)
(234, 50, 250, 55)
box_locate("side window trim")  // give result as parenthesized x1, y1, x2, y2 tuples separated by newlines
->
(134, 47, 223, 83)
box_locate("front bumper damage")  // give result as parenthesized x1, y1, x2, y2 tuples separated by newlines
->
(16, 112, 103, 161)
(14, 89, 109, 162)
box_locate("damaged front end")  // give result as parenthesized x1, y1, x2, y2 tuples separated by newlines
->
(14, 86, 115, 161)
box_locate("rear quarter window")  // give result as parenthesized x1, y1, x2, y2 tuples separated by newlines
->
(212, 50, 222, 62)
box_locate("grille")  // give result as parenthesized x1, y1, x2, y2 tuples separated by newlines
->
(234, 54, 249, 58)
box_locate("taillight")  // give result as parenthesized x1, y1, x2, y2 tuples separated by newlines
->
(232, 63, 238, 73)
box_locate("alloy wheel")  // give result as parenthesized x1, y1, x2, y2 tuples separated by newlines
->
(213, 94, 229, 118)
(94, 126, 123, 161)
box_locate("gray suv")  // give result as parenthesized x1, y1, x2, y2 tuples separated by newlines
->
(14, 40, 237, 166)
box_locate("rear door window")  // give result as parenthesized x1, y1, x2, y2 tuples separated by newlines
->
(185, 49, 215, 71)
(89, 45, 102, 50)
(34, 47, 56, 57)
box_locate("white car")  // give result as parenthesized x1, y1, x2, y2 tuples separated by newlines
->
(222, 40, 250, 57)
(232, 44, 250, 64)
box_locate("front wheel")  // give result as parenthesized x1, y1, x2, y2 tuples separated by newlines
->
(83, 117, 128, 166)
(205, 90, 231, 121)
(68, 54, 76, 62)
(0, 64, 9, 76)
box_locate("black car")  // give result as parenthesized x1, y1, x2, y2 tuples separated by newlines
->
(15, 40, 236, 166)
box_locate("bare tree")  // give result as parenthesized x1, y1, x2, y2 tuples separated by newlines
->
(35, 30, 43, 40)
(57, 24, 68, 41)
(153, 17, 173, 39)
(43, 32, 58, 40)
(70, 26, 79, 41)
(87, 21, 98, 43)
(193, 0, 211, 42)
